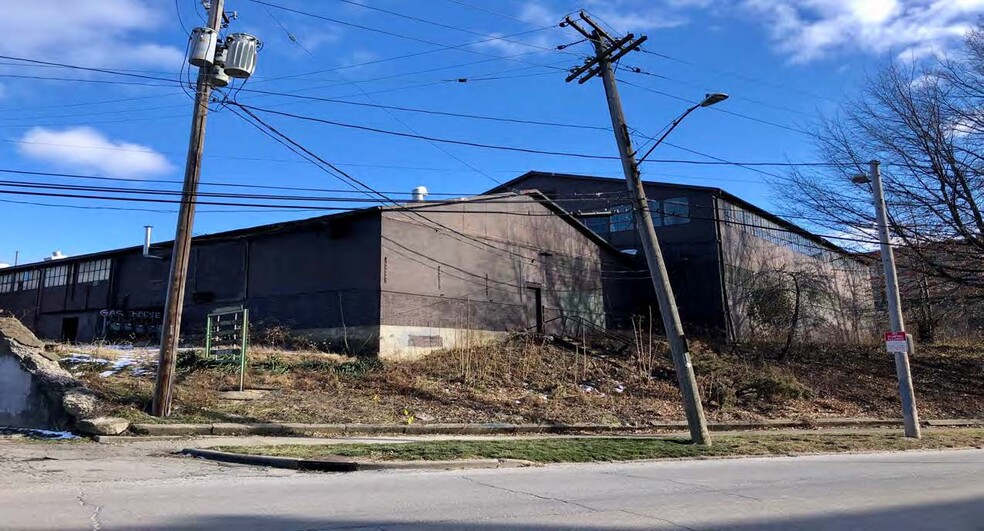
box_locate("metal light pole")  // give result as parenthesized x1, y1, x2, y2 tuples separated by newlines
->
(854, 160, 921, 438)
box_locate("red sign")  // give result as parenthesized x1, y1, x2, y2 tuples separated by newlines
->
(885, 332, 908, 353)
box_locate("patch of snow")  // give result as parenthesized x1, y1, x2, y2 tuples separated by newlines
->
(98, 370, 116, 378)
(0, 427, 78, 439)
(61, 354, 110, 365)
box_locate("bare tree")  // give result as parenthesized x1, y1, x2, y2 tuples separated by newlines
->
(779, 24, 984, 341)
(781, 24, 983, 292)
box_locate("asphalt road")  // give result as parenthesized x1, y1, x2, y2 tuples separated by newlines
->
(1, 440, 982, 530)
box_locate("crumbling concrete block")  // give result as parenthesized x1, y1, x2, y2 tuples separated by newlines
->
(0, 316, 98, 431)
(76, 417, 131, 436)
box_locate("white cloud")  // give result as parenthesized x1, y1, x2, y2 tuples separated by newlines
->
(739, 0, 984, 63)
(473, 1, 687, 56)
(0, 0, 184, 69)
(18, 127, 173, 177)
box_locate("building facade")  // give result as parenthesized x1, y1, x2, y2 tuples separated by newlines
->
(489, 172, 874, 342)
(0, 192, 633, 358)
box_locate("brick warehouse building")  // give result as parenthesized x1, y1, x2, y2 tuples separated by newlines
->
(488, 172, 875, 342)
(0, 191, 640, 359)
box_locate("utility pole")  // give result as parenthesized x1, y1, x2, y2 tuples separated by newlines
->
(562, 12, 711, 446)
(868, 160, 921, 438)
(151, 0, 226, 417)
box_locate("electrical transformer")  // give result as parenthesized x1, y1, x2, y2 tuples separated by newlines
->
(224, 33, 262, 78)
(188, 27, 218, 68)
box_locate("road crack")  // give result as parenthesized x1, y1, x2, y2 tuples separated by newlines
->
(458, 475, 696, 530)
(76, 489, 102, 531)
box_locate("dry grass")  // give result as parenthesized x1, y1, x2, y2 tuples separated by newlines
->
(216, 429, 984, 463)
(59, 335, 984, 426)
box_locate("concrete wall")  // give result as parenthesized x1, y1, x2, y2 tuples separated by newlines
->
(717, 198, 875, 342)
(0, 215, 383, 350)
(378, 196, 611, 357)
(0, 354, 57, 429)
(490, 173, 727, 334)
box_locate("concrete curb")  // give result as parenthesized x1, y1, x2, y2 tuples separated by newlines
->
(131, 418, 983, 437)
(180, 448, 535, 472)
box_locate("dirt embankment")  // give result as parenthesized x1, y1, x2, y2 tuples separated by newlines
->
(57, 337, 983, 426)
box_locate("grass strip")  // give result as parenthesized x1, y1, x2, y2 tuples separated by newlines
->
(215, 429, 984, 463)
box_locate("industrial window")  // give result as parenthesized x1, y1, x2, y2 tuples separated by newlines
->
(610, 205, 635, 232)
(17, 270, 39, 290)
(722, 201, 832, 261)
(44, 265, 69, 287)
(582, 216, 610, 238)
(77, 258, 111, 284)
(662, 197, 690, 225)
(0, 274, 13, 293)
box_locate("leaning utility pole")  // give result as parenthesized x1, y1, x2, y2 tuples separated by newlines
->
(561, 12, 711, 446)
(151, 0, 226, 417)
(868, 160, 921, 438)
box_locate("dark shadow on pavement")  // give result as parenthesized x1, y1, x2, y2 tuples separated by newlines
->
(96, 495, 984, 530)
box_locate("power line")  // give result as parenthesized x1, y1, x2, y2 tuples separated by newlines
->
(232, 102, 623, 160)
(0, 73, 176, 88)
(0, 184, 888, 249)
(621, 64, 818, 119)
(237, 87, 609, 130)
(638, 48, 839, 104)
(0, 54, 180, 84)
(248, 0, 569, 73)
(251, 28, 555, 86)
(329, 0, 573, 56)
(0, 168, 644, 199)
(618, 77, 815, 136)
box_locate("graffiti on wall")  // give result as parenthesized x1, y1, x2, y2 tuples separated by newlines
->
(99, 309, 163, 340)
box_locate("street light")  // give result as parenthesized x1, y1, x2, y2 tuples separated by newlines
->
(700, 92, 730, 107)
(853, 161, 922, 438)
(637, 92, 729, 163)
(851, 173, 871, 185)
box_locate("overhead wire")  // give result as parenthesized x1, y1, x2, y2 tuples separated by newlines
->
(0, 183, 889, 248)
(247, 0, 570, 73)
(329, 0, 576, 56)
(231, 102, 623, 160)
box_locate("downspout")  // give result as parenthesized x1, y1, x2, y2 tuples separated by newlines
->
(713, 194, 737, 343)
(33, 268, 45, 331)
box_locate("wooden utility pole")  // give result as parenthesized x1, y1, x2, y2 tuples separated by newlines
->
(868, 160, 921, 438)
(151, 0, 225, 417)
(562, 12, 711, 446)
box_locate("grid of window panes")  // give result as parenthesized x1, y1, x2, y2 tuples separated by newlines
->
(0, 274, 13, 293)
(77, 258, 111, 284)
(662, 197, 689, 226)
(582, 216, 611, 239)
(721, 201, 835, 262)
(18, 270, 39, 290)
(44, 264, 69, 287)
(603, 197, 690, 233)
(610, 205, 635, 232)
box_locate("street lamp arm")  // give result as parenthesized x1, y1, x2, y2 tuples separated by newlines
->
(636, 103, 700, 164)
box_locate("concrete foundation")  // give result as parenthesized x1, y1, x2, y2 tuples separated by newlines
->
(0, 316, 89, 430)
(377, 325, 507, 361)
(0, 355, 62, 429)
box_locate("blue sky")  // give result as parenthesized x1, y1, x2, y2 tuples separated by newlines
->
(0, 0, 981, 265)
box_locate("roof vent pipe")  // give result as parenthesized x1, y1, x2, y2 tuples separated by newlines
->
(143, 226, 163, 260)
(411, 186, 428, 202)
